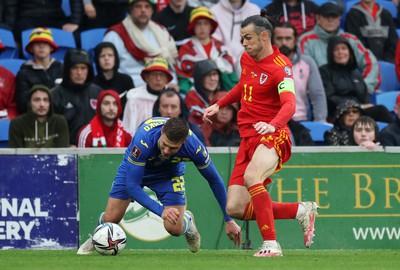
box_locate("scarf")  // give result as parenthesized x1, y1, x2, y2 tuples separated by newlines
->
(90, 116, 125, 147)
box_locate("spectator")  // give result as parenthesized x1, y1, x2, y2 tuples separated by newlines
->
(184, 59, 223, 125)
(82, 0, 130, 30)
(103, 0, 178, 87)
(210, 0, 260, 71)
(396, 40, 400, 82)
(77, 89, 132, 147)
(0, 63, 18, 119)
(93, 42, 134, 111)
(200, 91, 240, 147)
(319, 36, 393, 123)
(324, 99, 363, 146)
(52, 48, 103, 146)
(0, 0, 12, 29)
(298, 1, 380, 93)
(9, 84, 69, 148)
(123, 57, 172, 135)
(344, 0, 398, 63)
(380, 93, 400, 146)
(15, 27, 63, 114)
(265, 0, 319, 37)
(153, 0, 194, 50)
(8, 0, 82, 44)
(176, 6, 238, 94)
(152, 88, 206, 144)
(273, 22, 327, 122)
(350, 115, 380, 150)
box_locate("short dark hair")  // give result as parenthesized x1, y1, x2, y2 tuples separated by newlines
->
(274, 22, 297, 39)
(351, 116, 379, 145)
(241, 9, 275, 37)
(163, 118, 189, 142)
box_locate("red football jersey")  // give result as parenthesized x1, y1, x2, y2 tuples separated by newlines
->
(217, 46, 296, 138)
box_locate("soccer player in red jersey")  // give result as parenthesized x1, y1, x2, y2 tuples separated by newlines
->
(204, 10, 319, 257)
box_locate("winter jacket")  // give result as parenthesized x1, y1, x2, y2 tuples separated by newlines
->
(16, 59, 63, 114)
(345, 3, 398, 63)
(51, 49, 103, 145)
(298, 24, 380, 93)
(380, 119, 400, 146)
(9, 85, 69, 148)
(319, 36, 370, 120)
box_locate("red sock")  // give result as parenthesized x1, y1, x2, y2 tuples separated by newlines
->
(243, 201, 298, 220)
(248, 183, 276, 241)
(272, 202, 299, 219)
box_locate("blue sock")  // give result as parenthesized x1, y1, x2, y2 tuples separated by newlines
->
(181, 211, 192, 235)
(98, 212, 105, 225)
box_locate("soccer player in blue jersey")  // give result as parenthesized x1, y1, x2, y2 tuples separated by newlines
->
(77, 117, 242, 255)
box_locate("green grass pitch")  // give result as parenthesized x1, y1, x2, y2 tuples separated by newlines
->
(0, 249, 399, 270)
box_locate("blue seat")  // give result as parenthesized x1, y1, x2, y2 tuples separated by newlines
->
(0, 29, 19, 59)
(379, 61, 400, 92)
(301, 121, 333, 144)
(62, 0, 71, 17)
(0, 119, 11, 147)
(0, 59, 26, 76)
(251, 0, 272, 9)
(313, 0, 336, 6)
(80, 28, 107, 59)
(376, 121, 388, 131)
(374, 90, 400, 112)
(21, 28, 76, 62)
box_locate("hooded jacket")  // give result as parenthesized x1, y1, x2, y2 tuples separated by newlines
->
(51, 49, 103, 145)
(298, 23, 380, 93)
(319, 36, 370, 120)
(77, 89, 132, 147)
(265, 0, 318, 37)
(184, 59, 221, 125)
(9, 85, 69, 148)
(324, 99, 363, 146)
(93, 42, 135, 110)
(16, 58, 63, 114)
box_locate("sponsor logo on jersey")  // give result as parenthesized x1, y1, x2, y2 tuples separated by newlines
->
(242, 68, 247, 75)
(140, 140, 148, 148)
(260, 73, 268, 84)
(196, 146, 201, 154)
(131, 146, 142, 159)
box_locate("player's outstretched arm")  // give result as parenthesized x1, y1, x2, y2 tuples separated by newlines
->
(203, 104, 219, 124)
(226, 220, 242, 248)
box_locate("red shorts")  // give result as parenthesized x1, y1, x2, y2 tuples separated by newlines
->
(229, 129, 292, 186)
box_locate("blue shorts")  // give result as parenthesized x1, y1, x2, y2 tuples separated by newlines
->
(109, 175, 187, 207)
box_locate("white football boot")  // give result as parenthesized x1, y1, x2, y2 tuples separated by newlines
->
(77, 235, 95, 255)
(184, 210, 201, 253)
(253, 240, 283, 257)
(297, 202, 319, 248)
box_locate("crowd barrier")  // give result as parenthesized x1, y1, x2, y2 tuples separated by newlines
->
(1, 147, 399, 250)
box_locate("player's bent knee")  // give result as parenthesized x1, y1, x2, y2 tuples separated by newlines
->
(226, 204, 243, 219)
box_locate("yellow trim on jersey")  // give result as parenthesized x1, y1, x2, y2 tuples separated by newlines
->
(197, 160, 211, 170)
(128, 156, 146, 166)
(273, 55, 287, 66)
(278, 78, 295, 94)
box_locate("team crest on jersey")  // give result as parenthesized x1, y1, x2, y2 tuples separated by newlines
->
(131, 146, 142, 159)
(283, 66, 292, 76)
(260, 73, 268, 84)
(251, 71, 258, 78)
(90, 99, 97, 110)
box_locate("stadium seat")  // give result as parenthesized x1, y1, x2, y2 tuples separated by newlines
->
(21, 28, 76, 62)
(378, 61, 400, 92)
(376, 121, 388, 131)
(80, 28, 107, 59)
(62, 0, 71, 17)
(0, 59, 26, 76)
(301, 121, 333, 144)
(0, 29, 19, 59)
(374, 90, 400, 112)
(313, 0, 336, 6)
(0, 119, 11, 147)
(251, 0, 272, 9)
(397, 28, 400, 37)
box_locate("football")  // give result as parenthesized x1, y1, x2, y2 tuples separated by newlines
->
(92, 222, 127, 256)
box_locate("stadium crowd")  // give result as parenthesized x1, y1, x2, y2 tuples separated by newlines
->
(1, 0, 400, 148)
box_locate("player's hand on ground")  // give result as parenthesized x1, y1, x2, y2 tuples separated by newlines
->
(226, 220, 242, 248)
(162, 207, 179, 225)
(253, 121, 275, 135)
(203, 104, 219, 124)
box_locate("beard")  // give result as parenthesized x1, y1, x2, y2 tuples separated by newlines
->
(279, 45, 295, 57)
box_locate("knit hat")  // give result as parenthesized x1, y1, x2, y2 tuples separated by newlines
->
(186, 6, 218, 36)
(25, 27, 59, 55)
(0, 40, 5, 53)
(140, 58, 173, 82)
